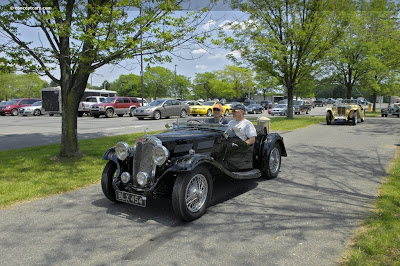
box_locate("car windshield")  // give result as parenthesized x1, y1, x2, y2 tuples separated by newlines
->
(229, 102, 240, 106)
(105, 97, 116, 103)
(148, 99, 165, 106)
(248, 104, 258, 108)
(202, 102, 215, 106)
(170, 119, 228, 132)
(341, 99, 358, 104)
(31, 101, 41, 106)
(275, 104, 287, 108)
(7, 99, 19, 105)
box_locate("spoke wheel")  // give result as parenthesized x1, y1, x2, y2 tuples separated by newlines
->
(101, 161, 118, 202)
(172, 166, 212, 221)
(262, 143, 281, 179)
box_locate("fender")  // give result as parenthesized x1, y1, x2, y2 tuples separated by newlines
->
(263, 133, 287, 158)
(102, 147, 135, 181)
(168, 153, 217, 173)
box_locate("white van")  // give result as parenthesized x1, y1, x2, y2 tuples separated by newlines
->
(137, 97, 148, 106)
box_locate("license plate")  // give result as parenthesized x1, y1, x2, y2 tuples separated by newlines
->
(115, 190, 146, 207)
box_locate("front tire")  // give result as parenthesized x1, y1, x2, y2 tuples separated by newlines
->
(262, 143, 281, 179)
(352, 112, 357, 125)
(105, 108, 114, 118)
(154, 110, 161, 120)
(101, 161, 118, 202)
(172, 166, 213, 221)
(361, 111, 365, 122)
(11, 109, 18, 116)
(326, 112, 332, 125)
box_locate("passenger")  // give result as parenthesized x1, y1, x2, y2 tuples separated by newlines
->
(206, 103, 229, 124)
(228, 104, 257, 145)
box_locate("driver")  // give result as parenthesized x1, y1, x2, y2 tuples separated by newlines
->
(206, 103, 229, 124)
(228, 104, 257, 145)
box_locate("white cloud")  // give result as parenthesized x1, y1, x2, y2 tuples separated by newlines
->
(207, 52, 227, 60)
(195, 65, 208, 70)
(202, 19, 216, 31)
(192, 48, 208, 55)
(228, 50, 241, 58)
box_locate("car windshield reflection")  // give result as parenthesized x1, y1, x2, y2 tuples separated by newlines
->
(148, 99, 165, 106)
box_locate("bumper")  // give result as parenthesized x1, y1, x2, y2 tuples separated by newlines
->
(0, 110, 11, 115)
(91, 110, 106, 116)
(190, 109, 209, 115)
(19, 109, 34, 115)
(134, 113, 153, 118)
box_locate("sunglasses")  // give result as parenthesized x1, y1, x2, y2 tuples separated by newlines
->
(213, 108, 221, 111)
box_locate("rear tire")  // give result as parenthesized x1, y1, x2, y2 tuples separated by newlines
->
(93, 114, 100, 118)
(129, 108, 135, 117)
(352, 112, 357, 125)
(326, 112, 332, 125)
(262, 143, 281, 179)
(117, 114, 124, 117)
(101, 161, 118, 202)
(180, 109, 187, 118)
(78, 112, 83, 117)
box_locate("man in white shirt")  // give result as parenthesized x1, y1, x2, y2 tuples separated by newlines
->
(228, 104, 257, 145)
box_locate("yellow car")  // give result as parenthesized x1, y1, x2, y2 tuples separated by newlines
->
(190, 101, 231, 116)
(326, 99, 365, 125)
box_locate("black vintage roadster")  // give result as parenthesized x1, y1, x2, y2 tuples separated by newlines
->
(101, 119, 287, 221)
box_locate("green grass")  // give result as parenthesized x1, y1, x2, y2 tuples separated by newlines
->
(342, 151, 400, 265)
(365, 109, 382, 117)
(0, 116, 329, 208)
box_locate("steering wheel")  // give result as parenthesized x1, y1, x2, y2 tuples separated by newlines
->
(186, 119, 202, 124)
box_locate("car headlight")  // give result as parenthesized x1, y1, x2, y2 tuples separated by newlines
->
(115, 142, 130, 160)
(5, 106, 10, 109)
(152, 145, 169, 166)
(137, 171, 149, 186)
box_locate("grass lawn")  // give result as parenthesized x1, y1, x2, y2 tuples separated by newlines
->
(365, 109, 382, 117)
(341, 150, 400, 265)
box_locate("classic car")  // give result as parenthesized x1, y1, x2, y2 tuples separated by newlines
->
(190, 101, 231, 117)
(134, 99, 190, 120)
(326, 99, 365, 125)
(381, 103, 400, 117)
(101, 119, 287, 221)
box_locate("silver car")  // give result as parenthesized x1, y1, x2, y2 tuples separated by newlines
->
(270, 104, 288, 116)
(18, 101, 42, 116)
(134, 99, 190, 120)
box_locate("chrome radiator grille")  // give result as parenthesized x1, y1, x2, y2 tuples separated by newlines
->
(337, 107, 346, 116)
(133, 141, 155, 179)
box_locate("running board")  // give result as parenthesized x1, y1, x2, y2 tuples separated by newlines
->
(231, 169, 261, 179)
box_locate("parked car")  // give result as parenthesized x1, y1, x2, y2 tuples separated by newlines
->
(100, 119, 287, 221)
(18, 101, 42, 116)
(381, 103, 400, 117)
(293, 100, 312, 114)
(246, 104, 264, 114)
(326, 98, 336, 104)
(134, 98, 190, 120)
(137, 97, 148, 106)
(78, 96, 107, 117)
(270, 104, 288, 116)
(314, 99, 326, 107)
(243, 99, 257, 106)
(190, 101, 231, 117)
(182, 100, 202, 106)
(0, 98, 40, 116)
(90, 97, 141, 118)
(326, 99, 365, 125)
(260, 100, 274, 110)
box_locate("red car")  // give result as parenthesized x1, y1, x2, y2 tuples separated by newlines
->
(90, 97, 141, 118)
(0, 98, 40, 116)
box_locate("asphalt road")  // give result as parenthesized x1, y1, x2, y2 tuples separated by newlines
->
(1, 116, 398, 265)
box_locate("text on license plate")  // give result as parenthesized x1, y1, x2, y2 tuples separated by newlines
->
(116, 190, 146, 207)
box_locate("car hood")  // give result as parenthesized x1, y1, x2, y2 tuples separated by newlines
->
(136, 105, 160, 111)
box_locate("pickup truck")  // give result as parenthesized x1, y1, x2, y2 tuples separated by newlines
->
(78, 96, 107, 117)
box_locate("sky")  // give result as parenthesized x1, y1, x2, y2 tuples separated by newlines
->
(1, 0, 247, 87)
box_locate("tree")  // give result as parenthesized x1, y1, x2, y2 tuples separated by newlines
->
(217, 65, 254, 99)
(110, 74, 141, 97)
(324, 0, 400, 108)
(0, 0, 213, 157)
(144, 66, 174, 98)
(192, 72, 218, 100)
(222, 0, 347, 118)
(175, 74, 192, 99)
(0, 73, 46, 100)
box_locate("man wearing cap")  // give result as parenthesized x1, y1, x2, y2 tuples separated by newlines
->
(206, 103, 229, 124)
(228, 103, 257, 145)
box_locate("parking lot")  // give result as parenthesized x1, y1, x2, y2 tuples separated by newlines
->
(0, 105, 334, 151)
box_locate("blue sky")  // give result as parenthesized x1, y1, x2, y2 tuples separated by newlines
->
(1, 1, 247, 87)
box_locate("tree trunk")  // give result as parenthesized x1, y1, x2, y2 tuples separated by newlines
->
(60, 79, 88, 158)
(287, 85, 294, 119)
(372, 91, 377, 112)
